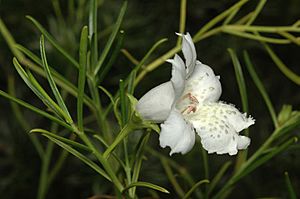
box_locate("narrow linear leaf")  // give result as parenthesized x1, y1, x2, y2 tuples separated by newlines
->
(130, 132, 150, 196)
(194, 0, 249, 40)
(161, 158, 185, 198)
(284, 172, 297, 199)
(262, 43, 300, 85)
(40, 35, 72, 123)
(93, 134, 126, 170)
(103, 123, 134, 159)
(236, 137, 297, 181)
(26, 70, 66, 120)
(222, 29, 290, 44)
(243, 51, 279, 128)
(15, 44, 94, 109)
(0, 18, 25, 60)
(93, 1, 128, 75)
(127, 70, 136, 95)
(183, 180, 210, 199)
(104, 38, 168, 117)
(245, 0, 266, 25)
(43, 134, 111, 181)
(77, 26, 88, 131)
(228, 49, 248, 112)
(119, 79, 127, 126)
(134, 38, 168, 73)
(177, 0, 186, 45)
(0, 89, 71, 130)
(13, 58, 64, 119)
(98, 30, 125, 84)
(30, 128, 91, 152)
(89, 0, 98, 67)
(7, 75, 44, 158)
(98, 86, 121, 124)
(26, 16, 79, 68)
(122, 181, 169, 194)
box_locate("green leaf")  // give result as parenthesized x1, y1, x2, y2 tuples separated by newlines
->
(222, 29, 290, 44)
(122, 181, 170, 194)
(194, 0, 249, 41)
(93, 1, 127, 75)
(40, 35, 72, 123)
(277, 105, 293, 126)
(13, 58, 64, 119)
(183, 180, 210, 199)
(26, 16, 79, 68)
(97, 30, 125, 84)
(236, 137, 297, 181)
(103, 123, 134, 159)
(93, 134, 126, 170)
(104, 38, 168, 117)
(127, 69, 136, 95)
(15, 44, 94, 110)
(245, 0, 267, 25)
(262, 43, 300, 85)
(284, 172, 297, 199)
(228, 48, 249, 168)
(88, 0, 98, 68)
(7, 75, 44, 158)
(243, 51, 279, 128)
(228, 49, 248, 112)
(161, 158, 185, 197)
(119, 79, 128, 126)
(98, 86, 122, 125)
(42, 133, 111, 181)
(0, 89, 71, 130)
(0, 18, 25, 60)
(130, 132, 150, 196)
(77, 26, 88, 131)
(30, 128, 91, 152)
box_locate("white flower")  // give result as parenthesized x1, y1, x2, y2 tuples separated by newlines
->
(136, 33, 255, 156)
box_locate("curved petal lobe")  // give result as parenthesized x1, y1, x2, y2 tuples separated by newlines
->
(159, 109, 195, 155)
(177, 33, 196, 78)
(136, 82, 174, 122)
(185, 102, 254, 155)
(167, 54, 186, 100)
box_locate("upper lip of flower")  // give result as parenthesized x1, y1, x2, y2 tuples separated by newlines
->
(136, 33, 255, 156)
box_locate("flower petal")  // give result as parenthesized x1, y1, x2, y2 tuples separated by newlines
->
(185, 102, 254, 155)
(177, 33, 196, 78)
(159, 109, 195, 155)
(136, 81, 174, 122)
(183, 61, 222, 104)
(167, 54, 186, 100)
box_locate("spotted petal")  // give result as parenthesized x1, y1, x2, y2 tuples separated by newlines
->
(136, 82, 174, 122)
(185, 102, 254, 155)
(159, 109, 195, 155)
(183, 61, 222, 104)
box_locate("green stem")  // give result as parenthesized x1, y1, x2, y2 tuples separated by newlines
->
(201, 147, 209, 199)
(223, 25, 300, 32)
(161, 158, 185, 198)
(37, 142, 54, 199)
(194, 0, 249, 39)
(72, 124, 124, 192)
(103, 123, 135, 159)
